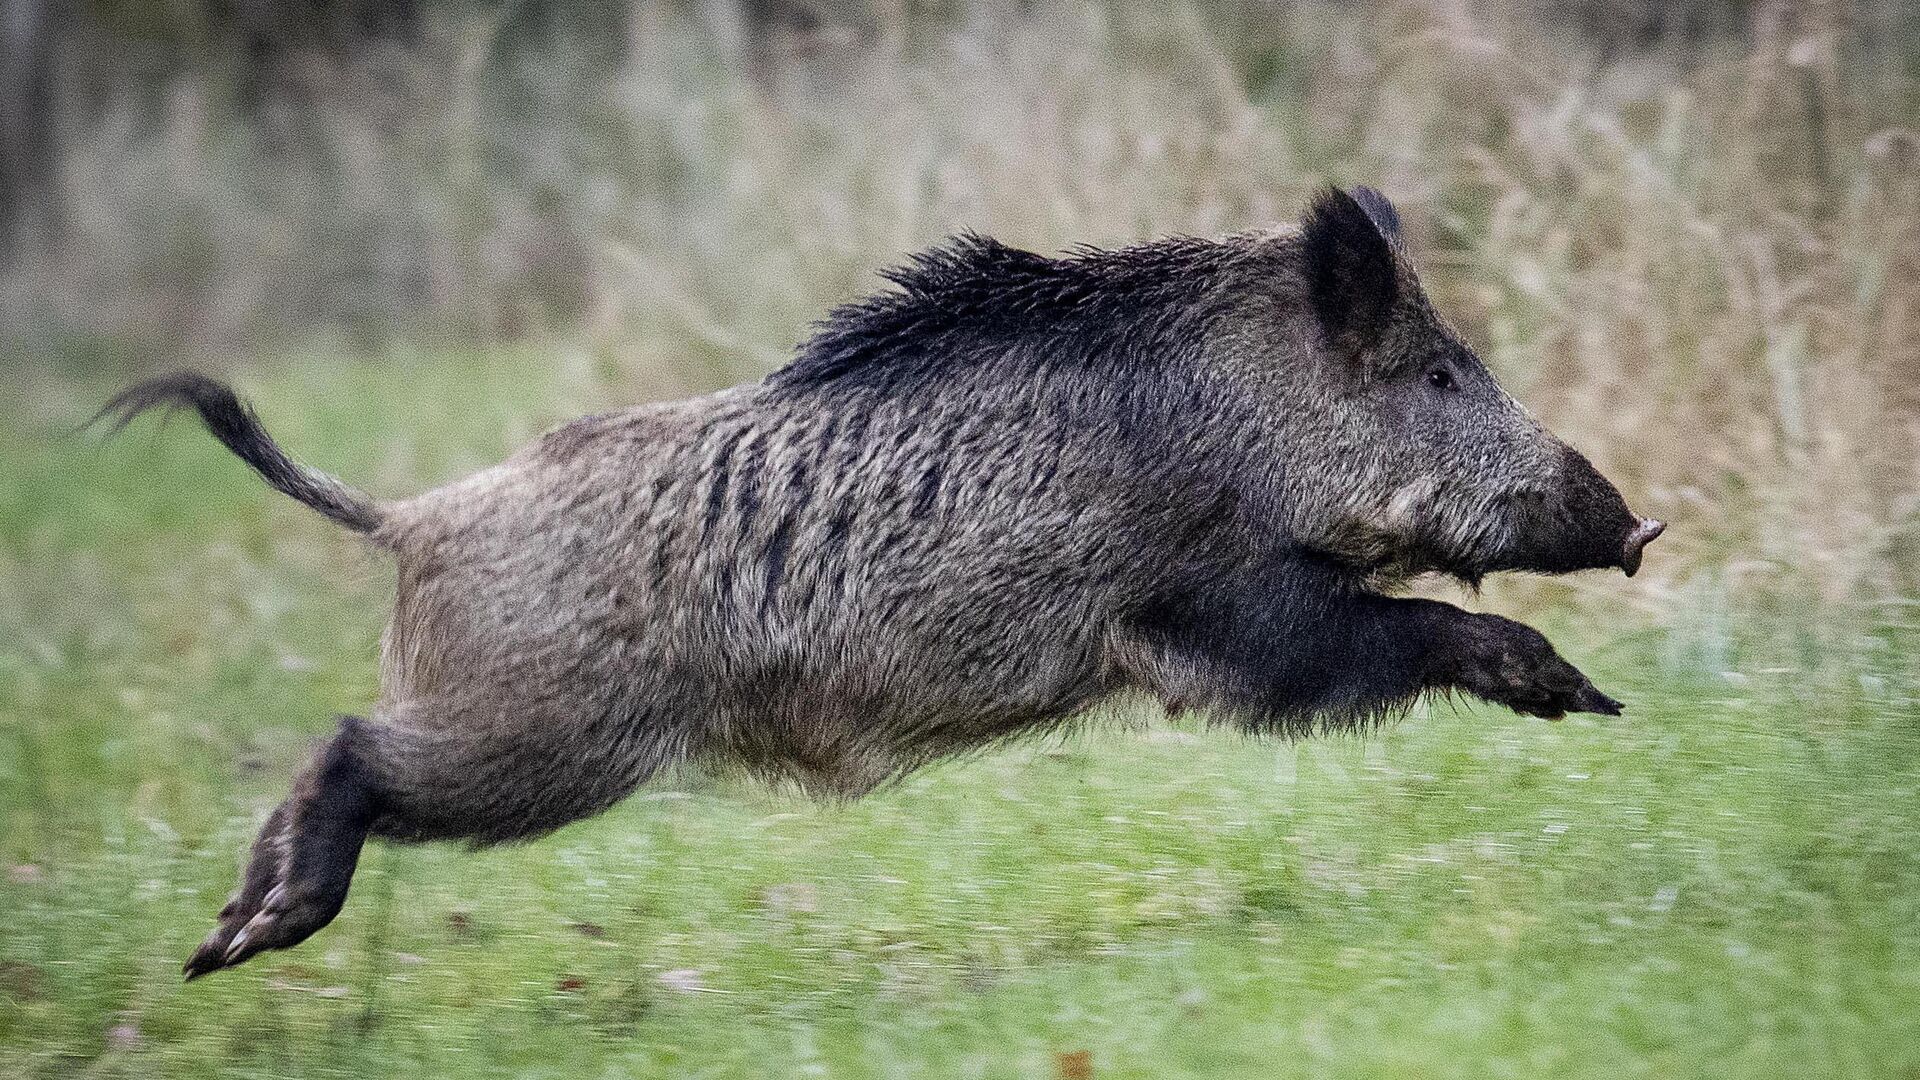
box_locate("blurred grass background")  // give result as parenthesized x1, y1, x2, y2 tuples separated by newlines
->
(3, 1, 1919, 1076)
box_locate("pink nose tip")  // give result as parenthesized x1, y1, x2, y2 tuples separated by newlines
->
(1621, 518, 1665, 577)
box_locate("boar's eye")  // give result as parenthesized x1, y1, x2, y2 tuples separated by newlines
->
(1425, 368, 1457, 392)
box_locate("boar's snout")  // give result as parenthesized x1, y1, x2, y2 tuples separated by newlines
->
(1552, 446, 1663, 578)
(1619, 517, 1664, 577)
(1495, 444, 1662, 578)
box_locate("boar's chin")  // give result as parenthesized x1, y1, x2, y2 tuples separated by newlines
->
(1343, 546, 1494, 591)
(1303, 512, 1498, 589)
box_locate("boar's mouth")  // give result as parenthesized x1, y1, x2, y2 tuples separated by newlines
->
(1309, 472, 1664, 584)
(1486, 496, 1664, 579)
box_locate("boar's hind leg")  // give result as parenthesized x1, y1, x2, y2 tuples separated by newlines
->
(184, 709, 659, 979)
(354, 713, 664, 847)
(184, 716, 380, 979)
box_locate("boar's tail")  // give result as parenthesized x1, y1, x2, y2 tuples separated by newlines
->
(94, 372, 385, 535)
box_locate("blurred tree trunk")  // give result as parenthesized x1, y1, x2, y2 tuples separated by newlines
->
(211, 0, 420, 106)
(0, 0, 59, 260)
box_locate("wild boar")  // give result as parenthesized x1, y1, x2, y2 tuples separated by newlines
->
(99, 187, 1662, 978)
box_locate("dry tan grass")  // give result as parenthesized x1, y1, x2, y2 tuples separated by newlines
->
(5, 0, 1917, 658)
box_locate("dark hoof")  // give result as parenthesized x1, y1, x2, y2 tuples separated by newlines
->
(1567, 682, 1623, 717)
(1453, 615, 1624, 721)
(185, 720, 375, 981)
(184, 875, 352, 980)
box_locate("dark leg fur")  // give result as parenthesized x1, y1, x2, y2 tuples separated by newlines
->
(184, 717, 380, 980)
(1433, 612, 1621, 719)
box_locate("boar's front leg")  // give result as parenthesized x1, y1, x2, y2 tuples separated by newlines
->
(1121, 560, 1620, 727)
(1428, 610, 1621, 720)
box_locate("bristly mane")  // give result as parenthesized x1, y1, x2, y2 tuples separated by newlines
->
(767, 232, 1242, 392)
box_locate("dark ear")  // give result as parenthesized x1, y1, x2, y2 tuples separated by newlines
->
(1302, 186, 1401, 358)
(1347, 186, 1403, 249)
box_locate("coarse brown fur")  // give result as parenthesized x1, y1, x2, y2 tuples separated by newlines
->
(98, 187, 1662, 978)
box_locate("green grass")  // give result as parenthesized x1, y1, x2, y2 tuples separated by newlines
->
(3, 357, 1918, 1079)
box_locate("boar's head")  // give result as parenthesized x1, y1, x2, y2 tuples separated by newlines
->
(1229, 187, 1662, 585)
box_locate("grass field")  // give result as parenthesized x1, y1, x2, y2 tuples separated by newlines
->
(4, 0, 1917, 1075)
(3, 357, 1918, 1078)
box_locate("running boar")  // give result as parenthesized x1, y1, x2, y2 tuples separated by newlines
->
(100, 186, 1662, 978)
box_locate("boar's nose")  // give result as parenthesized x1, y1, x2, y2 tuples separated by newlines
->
(1620, 518, 1665, 577)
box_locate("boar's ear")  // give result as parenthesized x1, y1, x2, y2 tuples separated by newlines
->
(1302, 186, 1401, 360)
(1348, 186, 1404, 249)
